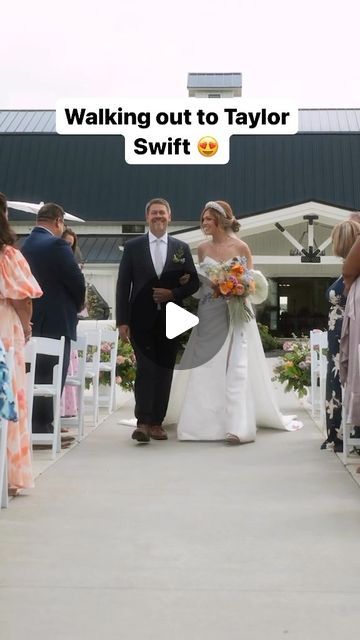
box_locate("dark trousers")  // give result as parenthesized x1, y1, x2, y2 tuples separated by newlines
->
(32, 337, 71, 433)
(131, 313, 178, 426)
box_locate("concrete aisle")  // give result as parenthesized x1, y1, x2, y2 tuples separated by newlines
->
(1, 402, 360, 639)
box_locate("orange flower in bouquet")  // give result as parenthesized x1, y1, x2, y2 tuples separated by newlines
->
(206, 257, 255, 323)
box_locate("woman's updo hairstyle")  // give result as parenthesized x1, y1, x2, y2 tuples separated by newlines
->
(200, 200, 240, 233)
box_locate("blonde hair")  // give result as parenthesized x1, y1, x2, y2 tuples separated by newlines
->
(200, 200, 240, 233)
(349, 211, 360, 224)
(331, 219, 360, 258)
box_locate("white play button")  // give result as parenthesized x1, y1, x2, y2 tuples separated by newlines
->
(166, 302, 199, 339)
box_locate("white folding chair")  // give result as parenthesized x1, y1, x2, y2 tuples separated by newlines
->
(0, 346, 14, 509)
(77, 327, 101, 427)
(98, 329, 119, 414)
(30, 337, 65, 459)
(24, 338, 37, 441)
(61, 335, 88, 440)
(319, 332, 328, 427)
(310, 330, 328, 423)
(341, 345, 360, 464)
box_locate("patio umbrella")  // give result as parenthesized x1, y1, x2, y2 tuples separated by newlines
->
(7, 201, 85, 222)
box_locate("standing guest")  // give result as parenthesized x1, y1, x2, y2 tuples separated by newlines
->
(22, 203, 86, 440)
(116, 197, 199, 443)
(322, 219, 360, 452)
(0, 192, 42, 493)
(62, 227, 88, 318)
(60, 228, 81, 419)
(62, 227, 83, 265)
(340, 216, 360, 448)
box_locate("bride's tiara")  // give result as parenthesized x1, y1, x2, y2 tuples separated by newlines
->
(204, 201, 227, 218)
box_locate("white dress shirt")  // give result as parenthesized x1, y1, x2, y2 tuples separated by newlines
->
(149, 231, 168, 276)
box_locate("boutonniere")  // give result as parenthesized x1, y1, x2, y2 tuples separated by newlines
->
(172, 247, 185, 264)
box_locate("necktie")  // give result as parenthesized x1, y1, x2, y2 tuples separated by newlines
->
(154, 238, 164, 277)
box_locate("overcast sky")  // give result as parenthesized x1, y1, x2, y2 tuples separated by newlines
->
(1, 0, 359, 109)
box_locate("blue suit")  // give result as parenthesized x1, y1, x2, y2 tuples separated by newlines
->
(22, 227, 86, 432)
(22, 227, 85, 340)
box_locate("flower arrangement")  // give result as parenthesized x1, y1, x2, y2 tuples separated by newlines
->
(97, 340, 136, 392)
(272, 338, 311, 397)
(205, 257, 255, 323)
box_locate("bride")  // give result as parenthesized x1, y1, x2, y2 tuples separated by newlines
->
(165, 200, 302, 443)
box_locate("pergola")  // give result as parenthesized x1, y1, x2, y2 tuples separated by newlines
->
(172, 200, 351, 277)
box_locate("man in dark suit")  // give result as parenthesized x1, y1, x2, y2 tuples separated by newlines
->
(22, 203, 86, 435)
(116, 198, 199, 443)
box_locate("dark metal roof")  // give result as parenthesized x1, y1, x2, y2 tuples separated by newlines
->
(0, 110, 55, 133)
(1, 109, 360, 133)
(16, 234, 124, 263)
(78, 235, 123, 262)
(298, 109, 360, 132)
(187, 73, 242, 88)
(1, 133, 359, 222)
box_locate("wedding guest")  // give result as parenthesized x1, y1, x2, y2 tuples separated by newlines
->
(339, 217, 360, 447)
(22, 203, 86, 440)
(60, 228, 81, 419)
(322, 220, 360, 452)
(0, 192, 42, 493)
(62, 227, 83, 265)
(342, 212, 360, 292)
(62, 228, 89, 319)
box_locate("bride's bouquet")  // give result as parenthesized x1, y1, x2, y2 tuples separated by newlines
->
(206, 257, 256, 323)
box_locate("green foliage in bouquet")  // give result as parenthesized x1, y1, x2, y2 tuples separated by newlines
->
(272, 339, 311, 398)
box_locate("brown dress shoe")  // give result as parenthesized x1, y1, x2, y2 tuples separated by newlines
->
(149, 425, 168, 440)
(131, 425, 150, 443)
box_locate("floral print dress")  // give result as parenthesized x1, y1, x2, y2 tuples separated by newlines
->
(324, 276, 346, 445)
(0, 245, 42, 488)
(0, 339, 18, 421)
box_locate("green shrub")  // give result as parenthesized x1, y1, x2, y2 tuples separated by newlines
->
(257, 323, 280, 352)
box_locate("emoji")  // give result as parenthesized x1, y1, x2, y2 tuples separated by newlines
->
(197, 136, 219, 157)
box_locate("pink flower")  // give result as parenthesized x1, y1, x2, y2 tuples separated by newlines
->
(234, 283, 245, 296)
(117, 355, 126, 364)
(101, 342, 112, 353)
(116, 376, 122, 384)
(282, 341, 295, 352)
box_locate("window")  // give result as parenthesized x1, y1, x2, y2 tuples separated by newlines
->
(122, 224, 145, 234)
(279, 296, 288, 313)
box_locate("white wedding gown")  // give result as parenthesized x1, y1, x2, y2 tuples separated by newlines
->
(165, 257, 301, 440)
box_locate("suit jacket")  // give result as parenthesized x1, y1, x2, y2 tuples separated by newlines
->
(21, 227, 86, 340)
(116, 234, 199, 328)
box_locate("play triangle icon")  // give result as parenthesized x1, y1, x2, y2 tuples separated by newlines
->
(166, 302, 199, 339)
